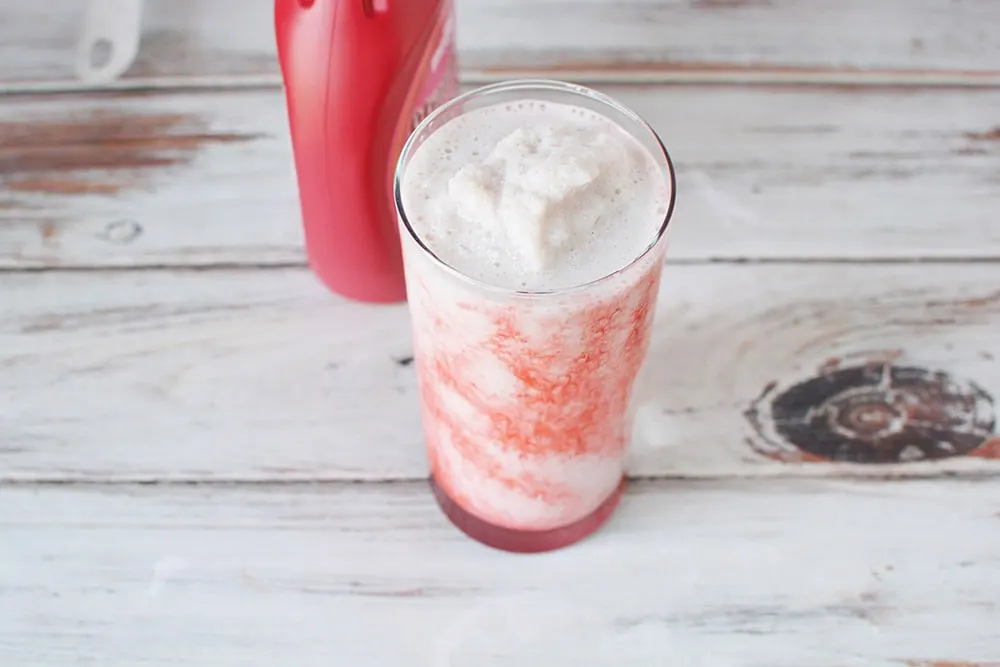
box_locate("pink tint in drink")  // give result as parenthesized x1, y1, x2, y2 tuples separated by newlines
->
(394, 80, 676, 552)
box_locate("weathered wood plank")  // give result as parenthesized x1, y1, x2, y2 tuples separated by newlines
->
(0, 89, 302, 269)
(2, 264, 999, 482)
(1, 0, 999, 90)
(3, 85, 1000, 269)
(2, 480, 998, 665)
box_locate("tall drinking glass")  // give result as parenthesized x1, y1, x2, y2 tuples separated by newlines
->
(394, 80, 677, 553)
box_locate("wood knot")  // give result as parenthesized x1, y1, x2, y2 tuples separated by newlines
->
(746, 362, 997, 464)
(99, 219, 143, 244)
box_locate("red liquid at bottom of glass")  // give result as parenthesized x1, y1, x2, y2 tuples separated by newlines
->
(429, 475, 626, 553)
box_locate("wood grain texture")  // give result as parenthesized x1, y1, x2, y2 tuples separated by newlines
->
(1, 0, 999, 90)
(3, 86, 1000, 269)
(1, 480, 998, 665)
(0, 89, 301, 268)
(3, 264, 999, 482)
(3, 7, 998, 663)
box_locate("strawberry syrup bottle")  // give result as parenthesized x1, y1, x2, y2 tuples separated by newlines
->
(275, 0, 459, 302)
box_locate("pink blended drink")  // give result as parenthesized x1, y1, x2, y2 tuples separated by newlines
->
(394, 80, 676, 552)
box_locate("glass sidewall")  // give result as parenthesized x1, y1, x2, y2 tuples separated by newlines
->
(395, 80, 676, 533)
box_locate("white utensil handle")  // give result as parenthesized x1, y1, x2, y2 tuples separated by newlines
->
(75, 0, 146, 84)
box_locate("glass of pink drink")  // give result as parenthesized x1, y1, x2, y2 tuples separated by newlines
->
(394, 80, 677, 553)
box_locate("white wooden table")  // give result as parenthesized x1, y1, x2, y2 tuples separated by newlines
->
(2, 2, 1000, 664)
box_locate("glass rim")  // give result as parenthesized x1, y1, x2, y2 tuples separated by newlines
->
(393, 78, 678, 297)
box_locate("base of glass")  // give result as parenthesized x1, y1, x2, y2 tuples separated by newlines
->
(430, 475, 626, 553)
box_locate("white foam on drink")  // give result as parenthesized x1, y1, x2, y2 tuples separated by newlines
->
(400, 99, 670, 291)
